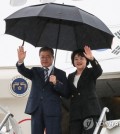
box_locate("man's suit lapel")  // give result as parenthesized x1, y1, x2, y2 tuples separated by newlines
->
(43, 66, 55, 86)
(37, 67, 60, 86)
(37, 68, 46, 86)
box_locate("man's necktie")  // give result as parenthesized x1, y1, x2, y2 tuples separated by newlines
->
(44, 68, 49, 82)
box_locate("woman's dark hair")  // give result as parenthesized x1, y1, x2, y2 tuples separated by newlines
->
(39, 46, 54, 56)
(71, 49, 89, 66)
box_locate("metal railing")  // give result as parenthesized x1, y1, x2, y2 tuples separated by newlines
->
(0, 113, 13, 131)
(93, 107, 109, 134)
(0, 105, 22, 134)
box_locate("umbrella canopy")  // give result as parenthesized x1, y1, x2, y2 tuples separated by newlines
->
(5, 3, 114, 50)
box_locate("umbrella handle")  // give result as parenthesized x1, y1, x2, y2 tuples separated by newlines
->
(22, 40, 24, 46)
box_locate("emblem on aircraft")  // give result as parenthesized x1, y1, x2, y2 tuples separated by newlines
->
(10, 75, 30, 97)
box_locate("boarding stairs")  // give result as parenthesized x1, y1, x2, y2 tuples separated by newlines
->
(0, 105, 22, 134)
(94, 107, 120, 134)
(0, 106, 120, 134)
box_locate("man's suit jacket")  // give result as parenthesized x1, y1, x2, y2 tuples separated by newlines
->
(68, 58, 103, 120)
(16, 63, 68, 116)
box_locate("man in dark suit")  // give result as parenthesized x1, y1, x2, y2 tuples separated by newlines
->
(68, 46, 103, 134)
(16, 46, 68, 134)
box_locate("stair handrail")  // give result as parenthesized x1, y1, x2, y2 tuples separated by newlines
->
(0, 112, 13, 130)
(93, 107, 109, 134)
(0, 105, 22, 134)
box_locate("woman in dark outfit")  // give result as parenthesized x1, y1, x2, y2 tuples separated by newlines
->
(68, 46, 103, 134)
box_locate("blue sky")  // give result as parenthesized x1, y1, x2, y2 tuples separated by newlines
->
(0, 0, 120, 74)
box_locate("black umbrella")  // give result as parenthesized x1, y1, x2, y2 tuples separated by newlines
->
(4, 3, 114, 55)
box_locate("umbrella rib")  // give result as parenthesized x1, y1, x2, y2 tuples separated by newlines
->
(53, 20, 61, 67)
(35, 18, 49, 47)
(74, 25, 79, 49)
